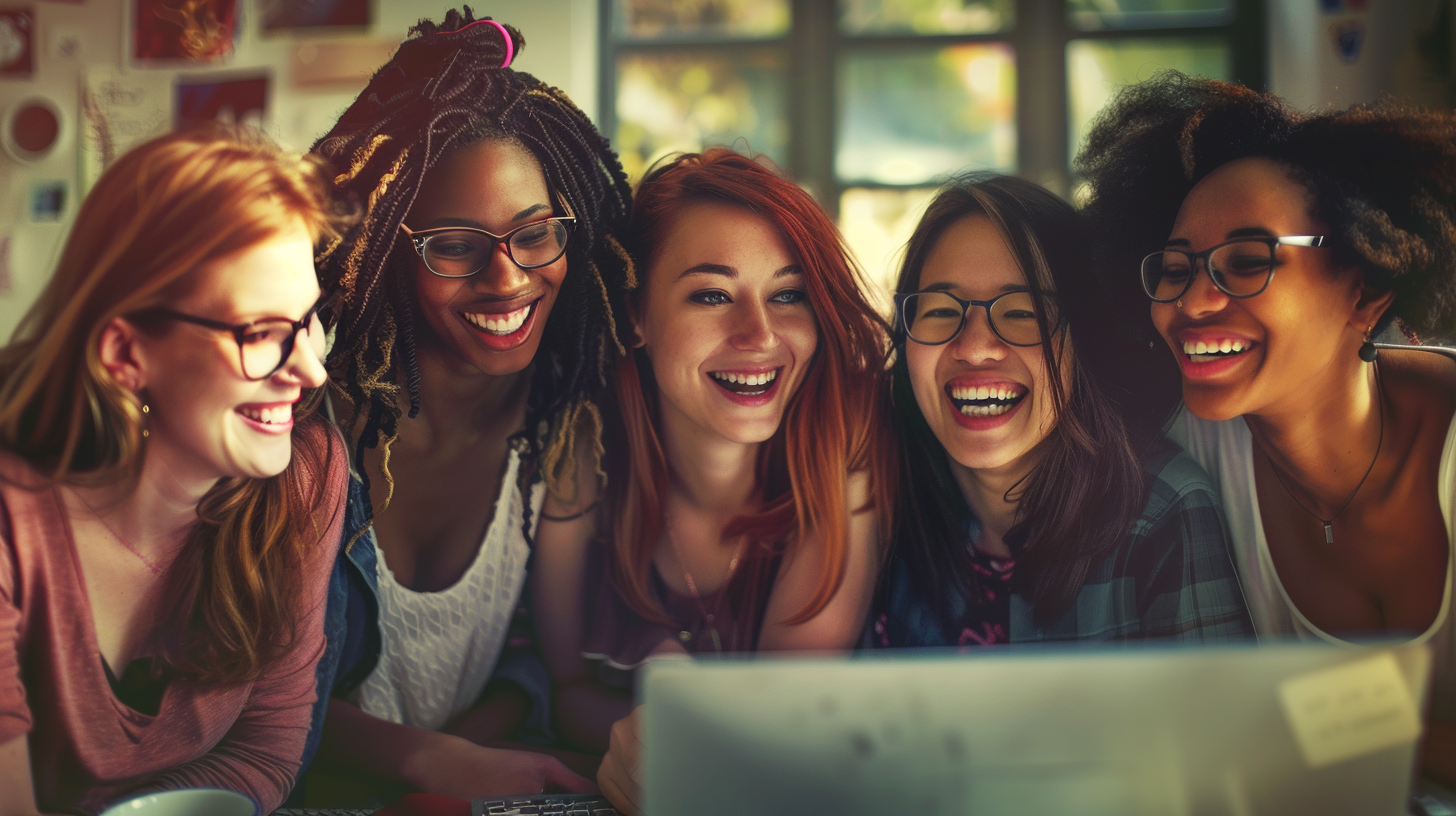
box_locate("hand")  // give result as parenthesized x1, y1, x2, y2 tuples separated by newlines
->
(598, 706, 645, 816)
(407, 737, 597, 799)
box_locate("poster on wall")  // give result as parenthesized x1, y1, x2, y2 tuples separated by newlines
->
(79, 66, 171, 193)
(261, 0, 370, 33)
(290, 40, 395, 89)
(175, 71, 269, 128)
(0, 8, 34, 77)
(131, 0, 237, 64)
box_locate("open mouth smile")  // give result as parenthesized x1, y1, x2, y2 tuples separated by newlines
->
(708, 367, 783, 407)
(947, 383, 1027, 418)
(1181, 338, 1255, 364)
(236, 402, 296, 435)
(461, 298, 541, 350)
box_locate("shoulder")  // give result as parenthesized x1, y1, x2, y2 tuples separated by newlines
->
(1140, 438, 1221, 515)
(1380, 349, 1456, 430)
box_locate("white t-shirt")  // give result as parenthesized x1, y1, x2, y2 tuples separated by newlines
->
(354, 445, 545, 730)
(1169, 408, 1456, 720)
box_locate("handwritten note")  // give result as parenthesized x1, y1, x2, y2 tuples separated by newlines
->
(1278, 652, 1422, 769)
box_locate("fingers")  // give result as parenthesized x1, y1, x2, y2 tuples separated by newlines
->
(597, 756, 643, 816)
(543, 758, 598, 794)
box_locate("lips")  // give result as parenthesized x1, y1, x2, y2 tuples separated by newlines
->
(461, 297, 540, 350)
(944, 378, 1027, 430)
(708, 366, 782, 407)
(1173, 331, 1259, 379)
(236, 400, 297, 435)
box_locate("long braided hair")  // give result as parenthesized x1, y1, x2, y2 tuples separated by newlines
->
(314, 8, 634, 512)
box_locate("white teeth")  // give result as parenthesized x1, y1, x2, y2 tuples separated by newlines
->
(464, 305, 530, 335)
(240, 405, 290, 424)
(1219, 339, 1232, 353)
(711, 369, 779, 387)
(1231, 340, 1243, 352)
(959, 402, 1014, 418)
(1183, 339, 1250, 358)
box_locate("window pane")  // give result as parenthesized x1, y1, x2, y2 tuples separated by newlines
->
(1066, 38, 1228, 164)
(1067, 0, 1233, 30)
(615, 51, 788, 182)
(839, 186, 938, 309)
(839, 0, 1011, 35)
(613, 0, 789, 39)
(838, 45, 1016, 186)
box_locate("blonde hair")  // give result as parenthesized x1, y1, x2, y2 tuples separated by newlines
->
(0, 125, 353, 682)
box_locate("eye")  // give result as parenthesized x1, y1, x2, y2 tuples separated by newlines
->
(1000, 309, 1037, 321)
(770, 288, 808, 305)
(690, 290, 731, 306)
(919, 307, 962, 320)
(512, 222, 553, 247)
(240, 323, 289, 345)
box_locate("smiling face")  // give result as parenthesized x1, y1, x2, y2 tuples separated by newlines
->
(403, 138, 567, 376)
(632, 201, 819, 447)
(134, 222, 327, 483)
(1153, 157, 1369, 421)
(905, 215, 1065, 476)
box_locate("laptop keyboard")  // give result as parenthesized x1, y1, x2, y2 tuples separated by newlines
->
(473, 794, 620, 816)
(273, 810, 378, 815)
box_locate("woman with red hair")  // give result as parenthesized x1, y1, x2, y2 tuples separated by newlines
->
(532, 149, 892, 809)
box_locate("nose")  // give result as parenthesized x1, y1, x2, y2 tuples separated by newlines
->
(729, 299, 778, 352)
(1178, 258, 1230, 318)
(276, 326, 328, 388)
(947, 306, 1007, 364)
(475, 240, 532, 293)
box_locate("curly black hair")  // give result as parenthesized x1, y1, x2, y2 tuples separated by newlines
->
(1076, 71, 1456, 357)
(313, 7, 635, 511)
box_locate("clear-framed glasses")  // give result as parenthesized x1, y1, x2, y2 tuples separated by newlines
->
(133, 290, 341, 381)
(1140, 235, 1328, 303)
(399, 194, 576, 278)
(894, 289, 1058, 347)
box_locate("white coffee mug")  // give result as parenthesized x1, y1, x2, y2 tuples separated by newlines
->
(99, 789, 259, 816)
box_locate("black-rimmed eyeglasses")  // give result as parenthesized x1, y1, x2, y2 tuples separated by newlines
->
(399, 195, 576, 278)
(131, 290, 340, 380)
(1140, 235, 1328, 303)
(895, 290, 1058, 347)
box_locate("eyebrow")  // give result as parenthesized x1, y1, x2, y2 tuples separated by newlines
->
(1165, 226, 1277, 247)
(677, 263, 802, 280)
(422, 203, 553, 230)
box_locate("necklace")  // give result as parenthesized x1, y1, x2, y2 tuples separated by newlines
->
(70, 489, 183, 577)
(665, 516, 746, 653)
(1260, 375, 1385, 545)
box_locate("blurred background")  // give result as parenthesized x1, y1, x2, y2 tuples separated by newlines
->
(0, 0, 1451, 336)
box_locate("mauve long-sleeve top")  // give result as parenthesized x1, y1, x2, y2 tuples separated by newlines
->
(0, 424, 346, 815)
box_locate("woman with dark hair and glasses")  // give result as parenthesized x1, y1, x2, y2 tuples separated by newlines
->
(870, 173, 1252, 651)
(0, 127, 351, 815)
(299, 8, 631, 801)
(1078, 73, 1456, 784)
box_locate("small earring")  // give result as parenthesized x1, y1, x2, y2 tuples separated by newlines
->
(140, 403, 150, 439)
(1175, 299, 1183, 310)
(1358, 324, 1378, 363)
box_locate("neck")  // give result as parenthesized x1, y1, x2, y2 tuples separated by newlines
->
(71, 451, 211, 557)
(1244, 361, 1383, 517)
(657, 401, 760, 517)
(402, 337, 533, 446)
(947, 451, 1041, 560)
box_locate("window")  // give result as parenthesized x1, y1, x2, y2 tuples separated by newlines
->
(600, 0, 1265, 290)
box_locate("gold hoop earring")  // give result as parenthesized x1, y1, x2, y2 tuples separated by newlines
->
(1175, 299, 1183, 310)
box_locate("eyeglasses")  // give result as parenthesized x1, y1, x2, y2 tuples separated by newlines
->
(894, 289, 1057, 347)
(1140, 235, 1328, 303)
(132, 290, 340, 380)
(399, 195, 576, 278)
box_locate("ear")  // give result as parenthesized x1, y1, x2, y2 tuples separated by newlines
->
(97, 317, 149, 394)
(626, 296, 646, 349)
(1351, 278, 1396, 338)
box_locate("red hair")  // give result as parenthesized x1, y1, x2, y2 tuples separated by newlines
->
(610, 148, 892, 626)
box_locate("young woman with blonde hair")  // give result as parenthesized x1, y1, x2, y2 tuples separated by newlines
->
(0, 127, 350, 815)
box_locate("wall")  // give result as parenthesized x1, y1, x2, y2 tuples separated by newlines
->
(0, 0, 595, 339)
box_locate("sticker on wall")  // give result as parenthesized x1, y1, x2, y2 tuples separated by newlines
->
(28, 180, 66, 223)
(2, 96, 65, 162)
(131, 0, 237, 64)
(1331, 19, 1367, 63)
(175, 71, 268, 128)
(0, 8, 34, 77)
(79, 66, 171, 193)
(262, 0, 370, 33)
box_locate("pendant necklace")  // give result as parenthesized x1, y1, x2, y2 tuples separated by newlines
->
(70, 489, 184, 577)
(666, 516, 746, 653)
(1260, 376, 1384, 545)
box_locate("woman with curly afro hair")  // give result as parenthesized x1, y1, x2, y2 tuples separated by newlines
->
(1078, 71, 1456, 784)
(297, 8, 633, 801)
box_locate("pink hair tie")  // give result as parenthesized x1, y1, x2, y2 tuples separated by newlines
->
(455, 18, 514, 68)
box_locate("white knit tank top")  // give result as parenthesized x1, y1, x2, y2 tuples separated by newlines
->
(354, 446, 544, 730)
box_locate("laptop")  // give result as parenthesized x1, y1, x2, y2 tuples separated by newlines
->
(643, 643, 1432, 816)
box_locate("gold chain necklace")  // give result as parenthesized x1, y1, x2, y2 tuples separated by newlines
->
(70, 489, 185, 577)
(664, 515, 746, 653)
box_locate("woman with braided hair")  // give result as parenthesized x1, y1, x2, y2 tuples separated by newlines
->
(299, 9, 632, 799)
(1078, 72, 1456, 784)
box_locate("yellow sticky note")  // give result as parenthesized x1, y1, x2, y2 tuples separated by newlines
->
(1278, 652, 1423, 769)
